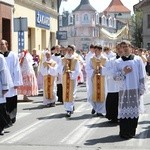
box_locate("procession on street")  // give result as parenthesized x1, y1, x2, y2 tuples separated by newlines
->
(0, 38, 148, 141)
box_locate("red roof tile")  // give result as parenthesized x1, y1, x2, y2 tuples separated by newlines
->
(103, 0, 131, 13)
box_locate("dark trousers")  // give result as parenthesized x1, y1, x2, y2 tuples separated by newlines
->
(6, 95, 17, 123)
(0, 103, 10, 131)
(57, 84, 63, 102)
(119, 117, 139, 138)
(106, 92, 119, 121)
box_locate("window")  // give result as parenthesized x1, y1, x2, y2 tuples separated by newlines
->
(148, 14, 150, 28)
(76, 14, 78, 21)
(42, 0, 46, 4)
(102, 15, 106, 26)
(109, 18, 112, 27)
(84, 14, 88, 21)
(59, 16, 62, 27)
(68, 15, 73, 25)
(96, 14, 99, 24)
(51, 1, 55, 9)
(82, 14, 89, 24)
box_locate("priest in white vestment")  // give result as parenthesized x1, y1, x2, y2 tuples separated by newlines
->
(40, 51, 58, 106)
(59, 45, 80, 117)
(86, 45, 108, 116)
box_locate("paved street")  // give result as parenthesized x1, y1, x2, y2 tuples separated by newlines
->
(0, 81, 150, 150)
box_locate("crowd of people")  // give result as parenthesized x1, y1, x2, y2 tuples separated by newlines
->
(0, 39, 148, 140)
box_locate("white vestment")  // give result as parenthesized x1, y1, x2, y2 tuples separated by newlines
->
(86, 54, 108, 114)
(0, 54, 13, 103)
(113, 55, 146, 119)
(4, 51, 23, 97)
(40, 59, 58, 105)
(59, 55, 80, 112)
(85, 51, 95, 103)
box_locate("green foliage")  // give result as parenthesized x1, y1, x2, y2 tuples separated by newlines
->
(131, 10, 143, 48)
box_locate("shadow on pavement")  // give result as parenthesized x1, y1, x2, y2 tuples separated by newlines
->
(69, 114, 93, 120)
(38, 113, 66, 120)
(84, 135, 125, 145)
(23, 105, 51, 110)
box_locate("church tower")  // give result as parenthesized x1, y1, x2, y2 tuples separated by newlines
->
(103, 0, 131, 19)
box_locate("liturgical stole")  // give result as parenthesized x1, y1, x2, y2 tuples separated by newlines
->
(62, 58, 77, 102)
(91, 57, 106, 102)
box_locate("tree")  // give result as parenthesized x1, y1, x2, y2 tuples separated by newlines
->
(131, 10, 143, 48)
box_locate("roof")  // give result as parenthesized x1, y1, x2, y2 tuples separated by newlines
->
(73, 0, 96, 12)
(134, 0, 150, 10)
(103, 0, 131, 13)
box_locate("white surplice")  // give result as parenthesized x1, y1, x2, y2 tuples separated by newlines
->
(113, 55, 146, 119)
(85, 51, 95, 104)
(0, 54, 13, 103)
(4, 51, 23, 97)
(51, 54, 62, 84)
(102, 56, 120, 93)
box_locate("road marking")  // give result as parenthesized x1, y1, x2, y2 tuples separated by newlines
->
(75, 103, 90, 112)
(137, 114, 149, 146)
(16, 112, 31, 120)
(126, 114, 150, 147)
(0, 113, 56, 144)
(60, 117, 100, 145)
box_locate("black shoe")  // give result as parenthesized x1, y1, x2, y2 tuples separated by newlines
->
(96, 113, 105, 117)
(5, 122, 13, 129)
(120, 134, 130, 139)
(66, 111, 71, 117)
(73, 106, 75, 111)
(48, 103, 55, 107)
(111, 119, 119, 123)
(0, 130, 4, 136)
(91, 109, 95, 114)
(12, 118, 16, 124)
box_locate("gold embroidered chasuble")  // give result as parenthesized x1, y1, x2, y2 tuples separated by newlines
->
(91, 57, 106, 102)
(43, 61, 56, 100)
(62, 58, 77, 102)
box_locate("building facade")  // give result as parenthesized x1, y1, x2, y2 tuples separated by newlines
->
(134, 0, 150, 49)
(58, 0, 131, 51)
(13, 0, 58, 53)
(0, 0, 14, 50)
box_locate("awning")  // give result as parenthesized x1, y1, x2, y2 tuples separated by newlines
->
(100, 25, 129, 40)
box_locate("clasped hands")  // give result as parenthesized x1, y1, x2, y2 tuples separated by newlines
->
(43, 62, 52, 69)
(123, 66, 132, 75)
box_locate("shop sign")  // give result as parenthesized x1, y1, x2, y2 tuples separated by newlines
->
(56, 31, 67, 40)
(36, 10, 50, 29)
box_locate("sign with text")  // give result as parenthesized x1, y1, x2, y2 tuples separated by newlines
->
(36, 10, 50, 29)
(18, 31, 24, 52)
(56, 31, 67, 40)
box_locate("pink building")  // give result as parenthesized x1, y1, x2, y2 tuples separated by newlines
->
(58, 0, 131, 51)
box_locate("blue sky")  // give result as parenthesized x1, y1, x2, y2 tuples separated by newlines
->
(60, 0, 140, 14)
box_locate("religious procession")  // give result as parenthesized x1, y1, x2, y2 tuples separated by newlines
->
(0, 38, 149, 140)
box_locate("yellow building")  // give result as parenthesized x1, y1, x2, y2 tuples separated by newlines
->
(13, 0, 58, 53)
